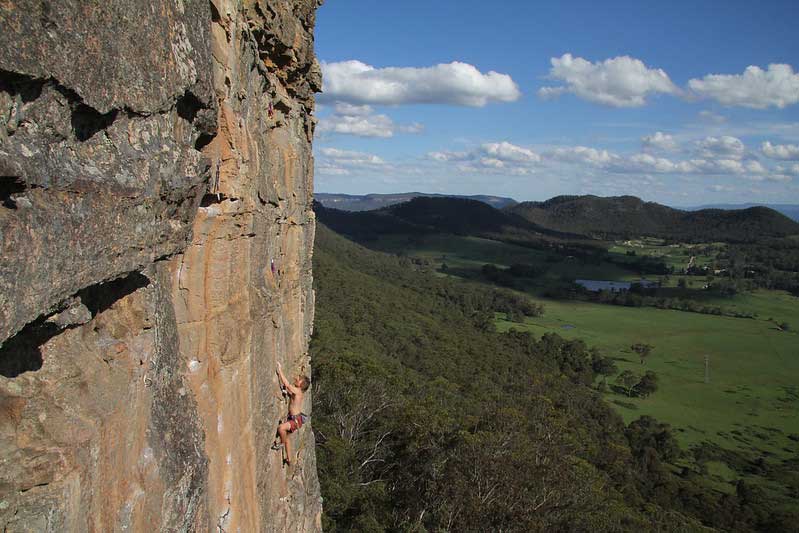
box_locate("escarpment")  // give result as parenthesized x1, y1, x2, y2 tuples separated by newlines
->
(0, 0, 321, 530)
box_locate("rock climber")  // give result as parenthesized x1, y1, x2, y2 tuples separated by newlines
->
(272, 361, 310, 465)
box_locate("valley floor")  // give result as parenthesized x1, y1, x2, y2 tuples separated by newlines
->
(373, 233, 799, 509)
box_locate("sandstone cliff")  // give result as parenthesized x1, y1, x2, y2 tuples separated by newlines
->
(0, 1, 322, 530)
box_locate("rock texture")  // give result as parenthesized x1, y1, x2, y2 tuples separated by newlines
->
(0, 0, 321, 531)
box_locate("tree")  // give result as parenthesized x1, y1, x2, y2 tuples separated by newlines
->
(616, 370, 639, 397)
(591, 354, 618, 386)
(634, 371, 658, 398)
(625, 416, 680, 463)
(631, 343, 653, 364)
(507, 309, 525, 323)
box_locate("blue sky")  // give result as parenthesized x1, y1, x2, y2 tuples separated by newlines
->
(312, 0, 799, 206)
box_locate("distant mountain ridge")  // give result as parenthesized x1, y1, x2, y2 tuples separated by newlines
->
(315, 193, 799, 244)
(507, 195, 799, 242)
(687, 203, 799, 222)
(314, 196, 583, 244)
(315, 192, 518, 211)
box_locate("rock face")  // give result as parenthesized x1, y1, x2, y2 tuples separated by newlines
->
(0, 0, 321, 530)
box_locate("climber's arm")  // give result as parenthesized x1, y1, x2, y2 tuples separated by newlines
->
(276, 362, 300, 395)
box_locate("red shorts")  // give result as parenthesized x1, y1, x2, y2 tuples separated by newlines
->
(287, 413, 307, 432)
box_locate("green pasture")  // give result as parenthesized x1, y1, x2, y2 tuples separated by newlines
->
(495, 297, 799, 499)
(372, 234, 632, 283)
(496, 299, 798, 456)
(608, 239, 724, 272)
(370, 232, 799, 499)
(370, 234, 550, 269)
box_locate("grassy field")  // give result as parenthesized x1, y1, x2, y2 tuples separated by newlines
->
(371, 232, 799, 501)
(372, 234, 634, 282)
(496, 298, 799, 457)
(608, 238, 724, 272)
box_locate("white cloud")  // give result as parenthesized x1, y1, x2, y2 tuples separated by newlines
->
(687, 158, 746, 175)
(399, 122, 425, 134)
(642, 132, 678, 152)
(538, 53, 679, 107)
(688, 64, 799, 109)
(621, 153, 693, 173)
(776, 163, 799, 175)
(696, 136, 745, 160)
(744, 160, 767, 174)
(761, 141, 799, 160)
(320, 60, 521, 107)
(545, 142, 761, 177)
(480, 141, 541, 163)
(333, 102, 373, 116)
(428, 141, 540, 175)
(426, 136, 797, 191)
(708, 184, 735, 193)
(317, 102, 424, 138)
(765, 174, 793, 183)
(318, 147, 385, 166)
(746, 170, 792, 183)
(698, 110, 727, 124)
(318, 113, 396, 138)
(548, 145, 617, 166)
(315, 162, 350, 176)
(427, 150, 469, 162)
(477, 157, 506, 169)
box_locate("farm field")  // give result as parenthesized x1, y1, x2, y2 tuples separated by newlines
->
(496, 299, 799, 460)
(371, 234, 634, 282)
(371, 232, 799, 502)
(608, 238, 724, 271)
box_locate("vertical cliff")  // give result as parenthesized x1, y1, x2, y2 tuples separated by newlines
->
(0, 0, 321, 530)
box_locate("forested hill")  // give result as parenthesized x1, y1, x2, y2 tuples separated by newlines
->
(315, 192, 518, 211)
(310, 222, 797, 531)
(310, 223, 708, 531)
(690, 203, 799, 222)
(314, 196, 581, 243)
(507, 195, 799, 242)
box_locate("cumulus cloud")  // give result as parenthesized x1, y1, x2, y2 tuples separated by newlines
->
(427, 150, 469, 162)
(708, 184, 735, 193)
(401, 123, 425, 134)
(428, 136, 795, 187)
(538, 53, 679, 107)
(476, 158, 506, 169)
(761, 141, 799, 160)
(317, 102, 424, 138)
(776, 163, 799, 175)
(642, 132, 678, 152)
(320, 60, 521, 107)
(744, 160, 767, 174)
(687, 64, 799, 109)
(315, 162, 350, 176)
(687, 158, 746, 175)
(617, 153, 694, 174)
(696, 136, 746, 160)
(318, 113, 395, 138)
(745, 171, 792, 183)
(547, 145, 617, 166)
(318, 147, 385, 167)
(427, 141, 541, 175)
(481, 141, 541, 163)
(698, 110, 727, 124)
(545, 142, 763, 177)
(332, 103, 373, 116)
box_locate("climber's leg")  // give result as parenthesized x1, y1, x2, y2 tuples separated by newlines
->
(276, 421, 293, 464)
